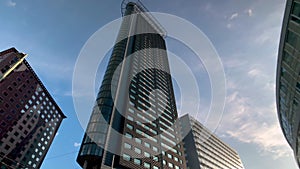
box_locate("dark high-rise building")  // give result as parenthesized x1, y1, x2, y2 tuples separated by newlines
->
(276, 0, 300, 166)
(77, 1, 186, 169)
(179, 114, 245, 169)
(0, 48, 66, 169)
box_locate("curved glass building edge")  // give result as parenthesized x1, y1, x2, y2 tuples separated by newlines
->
(276, 0, 300, 167)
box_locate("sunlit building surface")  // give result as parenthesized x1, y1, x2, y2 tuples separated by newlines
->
(276, 0, 300, 166)
(180, 114, 245, 169)
(76, 1, 187, 169)
(0, 48, 66, 169)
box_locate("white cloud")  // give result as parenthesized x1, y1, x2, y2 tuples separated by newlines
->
(246, 9, 253, 17)
(216, 7, 285, 157)
(74, 142, 81, 147)
(229, 12, 239, 20)
(6, 0, 16, 7)
(218, 91, 292, 159)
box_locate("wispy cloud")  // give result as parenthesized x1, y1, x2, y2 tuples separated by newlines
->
(226, 23, 232, 29)
(74, 142, 81, 147)
(254, 26, 280, 45)
(229, 12, 239, 20)
(218, 84, 292, 159)
(248, 67, 262, 78)
(226, 12, 239, 29)
(223, 57, 247, 68)
(6, 0, 16, 7)
(249, 6, 283, 46)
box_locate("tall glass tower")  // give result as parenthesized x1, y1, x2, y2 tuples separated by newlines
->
(77, 1, 186, 169)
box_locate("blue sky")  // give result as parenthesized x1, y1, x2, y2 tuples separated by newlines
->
(0, 0, 298, 168)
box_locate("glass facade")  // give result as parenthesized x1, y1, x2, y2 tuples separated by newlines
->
(180, 115, 245, 169)
(277, 0, 300, 166)
(0, 48, 65, 169)
(77, 1, 186, 169)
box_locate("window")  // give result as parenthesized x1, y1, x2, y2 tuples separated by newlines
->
(296, 82, 300, 92)
(126, 123, 133, 130)
(123, 154, 130, 161)
(130, 95, 136, 100)
(127, 115, 133, 121)
(292, 2, 300, 17)
(168, 162, 174, 168)
(174, 156, 179, 162)
(125, 133, 132, 139)
(153, 166, 159, 169)
(283, 52, 293, 64)
(144, 151, 150, 158)
(135, 138, 142, 144)
(135, 147, 141, 154)
(153, 146, 158, 152)
(9, 138, 15, 143)
(134, 158, 141, 165)
(144, 162, 151, 168)
(287, 30, 298, 47)
(144, 142, 150, 148)
(4, 145, 10, 150)
(128, 108, 134, 113)
(124, 143, 131, 149)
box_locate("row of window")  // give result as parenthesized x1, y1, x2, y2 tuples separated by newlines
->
(122, 152, 181, 169)
(191, 122, 241, 165)
(125, 132, 158, 152)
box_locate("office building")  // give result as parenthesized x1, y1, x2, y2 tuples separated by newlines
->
(276, 0, 300, 166)
(180, 114, 244, 169)
(0, 48, 66, 169)
(77, 1, 187, 169)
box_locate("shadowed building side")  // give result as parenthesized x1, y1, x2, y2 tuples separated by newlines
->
(276, 0, 300, 167)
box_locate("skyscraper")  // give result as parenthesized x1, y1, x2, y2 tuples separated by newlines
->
(0, 48, 66, 169)
(276, 0, 300, 166)
(179, 114, 245, 169)
(77, 1, 186, 169)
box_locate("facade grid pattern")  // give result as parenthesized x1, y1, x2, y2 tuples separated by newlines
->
(180, 114, 244, 169)
(0, 48, 65, 169)
(77, 2, 186, 169)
